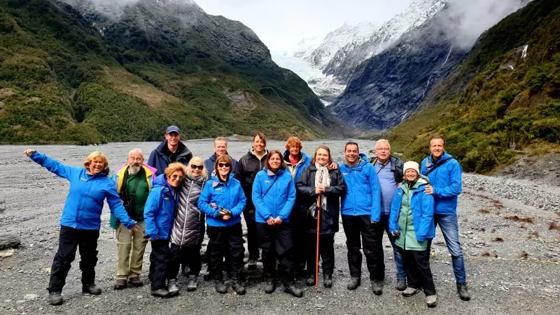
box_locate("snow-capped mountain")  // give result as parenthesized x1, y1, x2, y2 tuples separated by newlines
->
(324, 0, 446, 81)
(274, 0, 447, 102)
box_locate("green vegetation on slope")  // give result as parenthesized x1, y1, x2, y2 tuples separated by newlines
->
(388, 0, 560, 173)
(0, 0, 335, 144)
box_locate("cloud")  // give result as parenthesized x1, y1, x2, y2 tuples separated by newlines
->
(441, 0, 530, 49)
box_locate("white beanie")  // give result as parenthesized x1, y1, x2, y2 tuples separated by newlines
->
(403, 161, 420, 174)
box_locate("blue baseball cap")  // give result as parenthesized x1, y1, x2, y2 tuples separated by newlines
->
(166, 125, 180, 134)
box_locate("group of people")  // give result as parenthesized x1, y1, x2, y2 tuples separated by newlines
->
(24, 125, 471, 308)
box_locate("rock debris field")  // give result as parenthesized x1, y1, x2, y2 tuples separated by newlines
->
(0, 142, 559, 315)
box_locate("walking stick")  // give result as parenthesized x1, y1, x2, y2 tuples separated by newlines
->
(315, 194, 321, 288)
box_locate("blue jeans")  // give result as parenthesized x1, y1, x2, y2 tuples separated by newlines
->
(435, 213, 467, 284)
(380, 215, 406, 281)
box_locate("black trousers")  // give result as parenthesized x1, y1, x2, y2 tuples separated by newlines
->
(48, 226, 100, 293)
(149, 239, 170, 290)
(243, 207, 260, 261)
(342, 215, 385, 281)
(168, 244, 202, 279)
(207, 223, 244, 280)
(256, 223, 295, 284)
(305, 233, 335, 276)
(289, 221, 307, 276)
(398, 247, 436, 296)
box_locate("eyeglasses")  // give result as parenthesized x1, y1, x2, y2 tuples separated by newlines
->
(190, 164, 204, 170)
(170, 174, 184, 180)
(217, 163, 231, 168)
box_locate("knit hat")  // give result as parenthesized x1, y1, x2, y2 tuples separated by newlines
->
(403, 161, 420, 174)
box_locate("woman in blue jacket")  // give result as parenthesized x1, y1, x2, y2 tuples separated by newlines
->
(144, 163, 186, 298)
(252, 150, 302, 297)
(23, 149, 138, 306)
(389, 161, 437, 307)
(198, 155, 247, 295)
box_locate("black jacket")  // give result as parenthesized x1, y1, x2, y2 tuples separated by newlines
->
(371, 155, 404, 184)
(235, 150, 268, 211)
(296, 165, 346, 235)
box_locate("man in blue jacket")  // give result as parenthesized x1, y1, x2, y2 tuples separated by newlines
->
(204, 137, 238, 175)
(421, 136, 471, 301)
(340, 142, 384, 295)
(148, 125, 193, 175)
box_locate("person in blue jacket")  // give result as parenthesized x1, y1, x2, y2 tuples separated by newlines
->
(389, 161, 437, 307)
(282, 136, 311, 277)
(198, 155, 247, 295)
(339, 142, 384, 294)
(23, 149, 139, 306)
(144, 162, 186, 298)
(252, 150, 303, 298)
(421, 136, 470, 301)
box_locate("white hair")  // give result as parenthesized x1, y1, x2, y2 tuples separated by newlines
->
(375, 139, 391, 150)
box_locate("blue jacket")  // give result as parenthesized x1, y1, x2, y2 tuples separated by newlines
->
(29, 152, 136, 230)
(198, 174, 246, 227)
(420, 152, 462, 215)
(144, 175, 178, 240)
(252, 168, 296, 223)
(204, 153, 238, 176)
(389, 179, 435, 242)
(340, 160, 382, 222)
(148, 140, 193, 176)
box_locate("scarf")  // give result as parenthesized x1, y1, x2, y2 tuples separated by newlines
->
(314, 163, 331, 210)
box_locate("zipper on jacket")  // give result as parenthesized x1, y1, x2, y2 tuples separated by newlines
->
(180, 180, 194, 245)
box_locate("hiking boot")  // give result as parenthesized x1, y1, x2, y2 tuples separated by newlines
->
(323, 274, 333, 288)
(82, 284, 102, 295)
(114, 279, 127, 290)
(128, 277, 143, 287)
(247, 259, 258, 271)
(305, 276, 316, 287)
(151, 288, 169, 298)
(186, 275, 198, 291)
(347, 277, 361, 290)
(284, 284, 303, 298)
(215, 280, 227, 294)
(402, 287, 420, 297)
(231, 280, 246, 295)
(396, 278, 407, 291)
(168, 279, 179, 297)
(426, 294, 438, 307)
(371, 280, 383, 295)
(48, 292, 63, 306)
(264, 280, 276, 294)
(457, 283, 471, 301)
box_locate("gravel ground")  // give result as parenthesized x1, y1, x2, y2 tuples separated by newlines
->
(0, 142, 559, 315)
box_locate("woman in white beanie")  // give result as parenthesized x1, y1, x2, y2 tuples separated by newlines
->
(389, 161, 437, 307)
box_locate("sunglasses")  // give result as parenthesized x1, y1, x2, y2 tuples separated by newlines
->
(217, 163, 231, 168)
(190, 164, 204, 170)
(170, 174, 184, 180)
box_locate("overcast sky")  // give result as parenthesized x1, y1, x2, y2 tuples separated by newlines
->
(195, 0, 414, 52)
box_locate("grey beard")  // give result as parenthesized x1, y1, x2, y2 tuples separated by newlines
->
(128, 165, 141, 175)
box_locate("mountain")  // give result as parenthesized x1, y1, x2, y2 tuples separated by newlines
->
(330, 0, 529, 131)
(275, 0, 446, 102)
(329, 4, 469, 130)
(322, 0, 446, 82)
(0, 0, 338, 144)
(387, 0, 560, 173)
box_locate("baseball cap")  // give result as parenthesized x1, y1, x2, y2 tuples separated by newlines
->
(166, 125, 180, 134)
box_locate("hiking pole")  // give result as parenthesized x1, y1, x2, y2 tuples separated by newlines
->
(315, 194, 321, 289)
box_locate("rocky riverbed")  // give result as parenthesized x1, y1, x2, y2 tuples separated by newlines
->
(0, 142, 559, 314)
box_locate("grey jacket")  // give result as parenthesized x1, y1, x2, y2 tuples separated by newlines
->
(170, 176, 206, 247)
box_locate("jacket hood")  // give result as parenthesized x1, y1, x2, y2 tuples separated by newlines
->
(343, 158, 369, 170)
